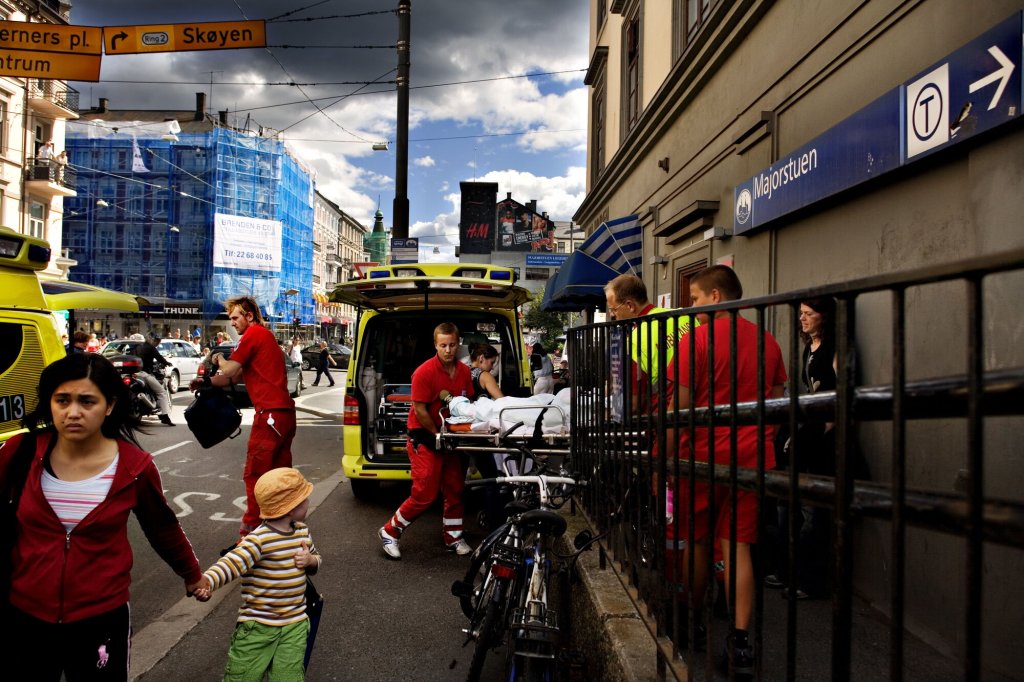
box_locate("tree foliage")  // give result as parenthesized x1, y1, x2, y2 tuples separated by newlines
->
(523, 288, 570, 348)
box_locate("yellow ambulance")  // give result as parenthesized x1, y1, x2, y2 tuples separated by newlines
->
(330, 263, 532, 500)
(0, 226, 139, 441)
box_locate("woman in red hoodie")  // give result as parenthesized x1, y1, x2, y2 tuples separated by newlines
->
(0, 353, 206, 681)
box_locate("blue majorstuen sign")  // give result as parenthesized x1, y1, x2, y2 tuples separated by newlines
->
(734, 12, 1022, 235)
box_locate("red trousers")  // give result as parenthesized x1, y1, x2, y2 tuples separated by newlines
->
(241, 408, 296, 536)
(384, 440, 465, 544)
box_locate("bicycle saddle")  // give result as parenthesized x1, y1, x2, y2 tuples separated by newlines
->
(517, 509, 567, 537)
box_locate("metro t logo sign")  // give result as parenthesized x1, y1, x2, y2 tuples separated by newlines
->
(104, 20, 266, 55)
(904, 12, 1021, 160)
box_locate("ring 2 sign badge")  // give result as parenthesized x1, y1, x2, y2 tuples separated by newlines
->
(733, 12, 1021, 236)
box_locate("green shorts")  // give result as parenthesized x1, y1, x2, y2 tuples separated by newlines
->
(224, 618, 310, 682)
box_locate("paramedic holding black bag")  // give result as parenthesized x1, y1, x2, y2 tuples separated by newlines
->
(190, 296, 296, 550)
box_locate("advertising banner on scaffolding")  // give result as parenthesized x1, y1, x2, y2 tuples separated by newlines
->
(213, 213, 282, 271)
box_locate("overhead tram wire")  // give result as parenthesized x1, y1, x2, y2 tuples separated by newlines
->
(276, 68, 395, 135)
(143, 148, 216, 191)
(280, 127, 586, 144)
(268, 9, 397, 23)
(265, 44, 395, 49)
(91, 69, 583, 91)
(264, 0, 336, 22)
(232, 0, 375, 144)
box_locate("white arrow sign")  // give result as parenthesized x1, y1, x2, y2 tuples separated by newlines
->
(968, 46, 1015, 110)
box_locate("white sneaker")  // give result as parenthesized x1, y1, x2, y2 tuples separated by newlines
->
(447, 538, 472, 556)
(379, 527, 401, 560)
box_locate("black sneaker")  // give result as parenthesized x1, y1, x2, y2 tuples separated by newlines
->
(159, 414, 175, 426)
(764, 573, 784, 589)
(689, 620, 707, 652)
(719, 632, 754, 679)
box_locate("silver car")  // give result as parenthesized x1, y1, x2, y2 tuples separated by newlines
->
(102, 339, 203, 392)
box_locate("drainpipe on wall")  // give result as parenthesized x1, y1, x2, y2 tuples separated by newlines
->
(20, 82, 29, 236)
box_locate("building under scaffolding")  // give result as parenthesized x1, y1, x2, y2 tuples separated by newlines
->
(62, 99, 314, 341)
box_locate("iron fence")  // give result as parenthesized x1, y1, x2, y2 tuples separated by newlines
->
(567, 248, 1024, 681)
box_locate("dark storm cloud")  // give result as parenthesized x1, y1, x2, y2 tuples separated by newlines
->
(70, 0, 587, 133)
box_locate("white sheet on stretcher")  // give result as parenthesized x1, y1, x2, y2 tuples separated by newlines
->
(448, 388, 571, 435)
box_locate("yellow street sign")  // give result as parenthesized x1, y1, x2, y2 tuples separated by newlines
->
(0, 49, 101, 81)
(0, 21, 103, 55)
(104, 21, 266, 55)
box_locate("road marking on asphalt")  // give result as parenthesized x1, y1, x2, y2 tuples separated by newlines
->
(151, 441, 194, 456)
(129, 469, 347, 681)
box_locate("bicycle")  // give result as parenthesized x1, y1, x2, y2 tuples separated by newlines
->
(451, 423, 590, 682)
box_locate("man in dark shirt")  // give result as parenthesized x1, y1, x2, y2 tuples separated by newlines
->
(136, 335, 175, 425)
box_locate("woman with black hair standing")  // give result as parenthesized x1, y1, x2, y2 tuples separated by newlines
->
(767, 297, 837, 600)
(0, 353, 205, 681)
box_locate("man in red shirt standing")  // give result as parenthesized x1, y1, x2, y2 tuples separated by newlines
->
(190, 296, 296, 543)
(666, 265, 787, 676)
(379, 322, 474, 560)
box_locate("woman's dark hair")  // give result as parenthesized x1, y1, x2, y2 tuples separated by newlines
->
(23, 352, 142, 447)
(799, 297, 837, 346)
(470, 343, 498, 362)
(531, 342, 546, 356)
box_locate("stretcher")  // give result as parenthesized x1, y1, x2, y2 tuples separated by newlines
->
(437, 404, 571, 457)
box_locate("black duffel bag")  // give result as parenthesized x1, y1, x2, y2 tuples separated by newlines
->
(184, 387, 243, 448)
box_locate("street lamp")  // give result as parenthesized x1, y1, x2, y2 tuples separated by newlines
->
(282, 288, 299, 340)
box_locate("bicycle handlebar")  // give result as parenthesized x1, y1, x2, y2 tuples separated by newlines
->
(466, 474, 582, 508)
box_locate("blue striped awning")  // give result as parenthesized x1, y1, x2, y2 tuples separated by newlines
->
(540, 215, 642, 311)
(577, 214, 642, 278)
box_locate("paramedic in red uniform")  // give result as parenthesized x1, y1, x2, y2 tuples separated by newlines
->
(378, 322, 474, 560)
(190, 296, 296, 545)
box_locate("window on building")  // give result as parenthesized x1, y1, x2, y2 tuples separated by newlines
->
(0, 100, 7, 153)
(592, 69, 606, 180)
(28, 201, 45, 239)
(525, 267, 550, 281)
(597, 0, 606, 30)
(676, 0, 717, 54)
(624, 13, 641, 131)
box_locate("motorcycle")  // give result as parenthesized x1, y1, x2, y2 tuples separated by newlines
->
(108, 353, 164, 419)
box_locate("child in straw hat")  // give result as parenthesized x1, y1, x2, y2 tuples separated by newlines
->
(191, 468, 321, 680)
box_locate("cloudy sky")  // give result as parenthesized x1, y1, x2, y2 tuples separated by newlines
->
(69, 0, 590, 260)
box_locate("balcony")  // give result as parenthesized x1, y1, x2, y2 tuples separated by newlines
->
(327, 251, 344, 267)
(27, 80, 80, 119)
(25, 160, 77, 197)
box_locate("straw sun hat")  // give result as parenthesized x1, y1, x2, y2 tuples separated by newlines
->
(255, 468, 314, 519)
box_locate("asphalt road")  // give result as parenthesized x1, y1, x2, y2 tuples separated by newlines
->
(127, 371, 510, 681)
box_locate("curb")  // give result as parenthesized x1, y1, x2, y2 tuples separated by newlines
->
(129, 470, 346, 681)
(557, 509, 658, 682)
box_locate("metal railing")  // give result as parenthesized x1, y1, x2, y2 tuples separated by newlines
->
(27, 79, 80, 113)
(567, 249, 1024, 681)
(25, 160, 76, 190)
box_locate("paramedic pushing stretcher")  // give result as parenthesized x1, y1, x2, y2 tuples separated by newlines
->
(378, 322, 474, 560)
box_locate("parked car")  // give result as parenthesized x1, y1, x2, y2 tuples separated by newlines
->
(299, 343, 351, 371)
(101, 338, 202, 393)
(196, 342, 302, 407)
(330, 263, 532, 501)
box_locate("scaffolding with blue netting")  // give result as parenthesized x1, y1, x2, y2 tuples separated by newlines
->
(64, 122, 314, 339)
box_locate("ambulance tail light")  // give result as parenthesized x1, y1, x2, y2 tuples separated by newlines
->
(344, 393, 361, 425)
